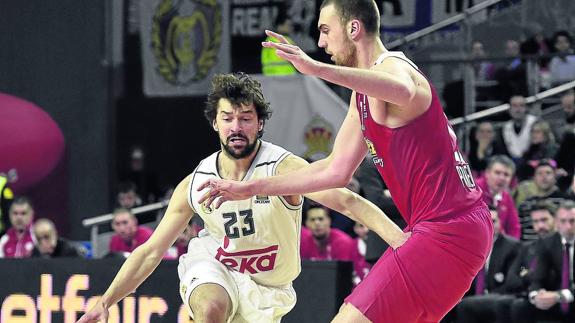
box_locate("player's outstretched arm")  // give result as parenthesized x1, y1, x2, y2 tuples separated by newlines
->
(278, 155, 410, 249)
(262, 30, 416, 106)
(77, 176, 195, 323)
(199, 105, 367, 209)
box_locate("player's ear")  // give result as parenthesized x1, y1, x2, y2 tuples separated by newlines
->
(212, 120, 218, 132)
(258, 120, 263, 132)
(349, 20, 360, 40)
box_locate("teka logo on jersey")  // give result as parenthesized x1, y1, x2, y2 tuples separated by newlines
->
(215, 245, 278, 274)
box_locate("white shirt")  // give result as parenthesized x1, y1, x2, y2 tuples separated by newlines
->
(188, 141, 303, 287)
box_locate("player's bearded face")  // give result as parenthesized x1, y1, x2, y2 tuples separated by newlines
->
(215, 101, 261, 159)
(222, 132, 258, 159)
(335, 35, 358, 67)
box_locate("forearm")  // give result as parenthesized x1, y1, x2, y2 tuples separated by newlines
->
(315, 62, 414, 105)
(100, 245, 163, 307)
(250, 158, 349, 196)
(340, 192, 404, 246)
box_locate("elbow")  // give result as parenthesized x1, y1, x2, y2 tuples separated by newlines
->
(330, 170, 353, 188)
(397, 84, 416, 106)
(324, 156, 354, 188)
(135, 242, 163, 263)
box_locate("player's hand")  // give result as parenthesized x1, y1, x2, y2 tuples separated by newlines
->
(390, 231, 411, 250)
(76, 301, 109, 323)
(262, 30, 321, 75)
(197, 178, 254, 209)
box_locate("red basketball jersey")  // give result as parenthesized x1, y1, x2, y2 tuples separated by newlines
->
(355, 53, 482, 226)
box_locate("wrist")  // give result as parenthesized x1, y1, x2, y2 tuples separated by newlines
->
(314, 61, 328, 78)
(245, 179, 258, 196)
(99, 295, 113, 309)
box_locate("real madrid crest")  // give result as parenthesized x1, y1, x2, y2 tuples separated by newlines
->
(303, 115, 334, 161)
(152, 0, 221, 84)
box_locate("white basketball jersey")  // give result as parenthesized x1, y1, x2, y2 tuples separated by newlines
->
(188, 141, 303, 287)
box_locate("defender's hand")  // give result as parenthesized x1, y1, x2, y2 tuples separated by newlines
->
(262, 30, 321, 76)
(197, 178, 254, 209)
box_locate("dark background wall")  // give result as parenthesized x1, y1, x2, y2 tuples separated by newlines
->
(0, 1, 112, 239)
(115, 97, 219, 195)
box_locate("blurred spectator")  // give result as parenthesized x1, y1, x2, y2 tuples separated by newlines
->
(351, 222, 371, 286)
(511, 200, 575, 322)
(515, 159, 567, 206)
(550, 90, 575, 141)
(300, 205, 354, 261)
(31, 218, 82, 258)
(520, 23, 552, 70)
(468, 121, 508, 174)
(455, 206, 520, 323)
(471, 41, 496, 82)
(493, 200, 557, 322)
(494, 40, 528, 100)
(0, 197, 35, 258)
(120, 146, 159, 204)
(117, 181, 142, 209)
(555, 127, 575, 192)
(476, 155, 521, 238)
(108, 208, 152, 255)
(0, 175, 14, 235)
(549, 31, 575, 86)
(517, 120, 558, 180)
(500, 95, 538, 160)
(515, 159, 569, 241)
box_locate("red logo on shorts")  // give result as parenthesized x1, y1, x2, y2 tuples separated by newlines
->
(215, 245, 278, 274)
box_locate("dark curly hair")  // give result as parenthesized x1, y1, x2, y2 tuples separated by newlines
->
(205, 73, 272, 138)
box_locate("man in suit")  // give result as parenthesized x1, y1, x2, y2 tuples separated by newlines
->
(511, 200, 575, 323)
(494, 200, 557, 323)
(455, 206, 521, 323)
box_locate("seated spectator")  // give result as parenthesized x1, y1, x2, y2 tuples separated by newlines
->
(510, 200, 575, 322)
(121, 146, 160, 204)
(549, 90, 575, 141)
(517, 121, 558, 180)
(476, 155, 521, 238)
(549, 31, 575, 86)
(117, 181, 142, 209)
(494, 40, 528, 100)
(493, 200, 558, 322)
(455, 206, 521, 323)
(520, 23, 552, 71)
(515, 159, 562, 206)
(471, 40, 496, 82)
(555, 126, 575, 192)
(351, 221, 371, 286)
(300, 205, 354, 261)
(31, 218, 83, 258)
(0, 197, 35, 258)
(500, 95, 538, 160)
(468, 121, 508, 175)
(108, 208, 152, 256)
(515, 159, 569, 240)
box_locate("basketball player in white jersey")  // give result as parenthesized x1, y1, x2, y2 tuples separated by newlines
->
(77, 73, 409, 323)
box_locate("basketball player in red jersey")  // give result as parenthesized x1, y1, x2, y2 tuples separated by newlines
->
(199, 1, 493, 322)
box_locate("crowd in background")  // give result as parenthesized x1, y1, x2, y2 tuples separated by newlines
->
(0, 5, 574, 322)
